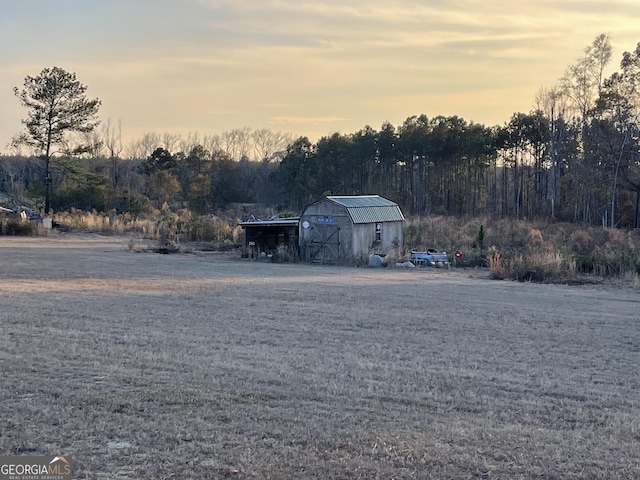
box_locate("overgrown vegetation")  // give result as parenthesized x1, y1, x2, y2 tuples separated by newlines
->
(0, 209, 625, 285)
(49, 208, 242, 250)
(0, 217, 35, 236)
(404, 216, 640, 284)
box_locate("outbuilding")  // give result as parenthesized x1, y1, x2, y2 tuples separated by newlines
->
(238, 217, 300, 258)
(299, 195, 404, 263)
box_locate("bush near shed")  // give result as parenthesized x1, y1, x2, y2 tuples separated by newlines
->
(1, 216, 36, 236)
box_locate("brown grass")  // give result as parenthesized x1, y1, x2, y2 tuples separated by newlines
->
(1, 234, 640, 478)
(8, 210, 640, 284)
(404, 216, 640, 285)
(51, 208, 243, 249)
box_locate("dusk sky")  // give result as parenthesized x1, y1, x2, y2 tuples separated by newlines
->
(2, 0, 639, 154)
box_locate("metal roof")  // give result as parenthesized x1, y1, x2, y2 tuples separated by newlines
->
(239, 217, 300, 227)
(326, 195, 404, 224)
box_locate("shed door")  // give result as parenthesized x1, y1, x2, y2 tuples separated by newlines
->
(308, 224, 340, 263)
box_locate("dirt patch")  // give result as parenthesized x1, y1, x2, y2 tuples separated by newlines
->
(1, 234, 639, 478)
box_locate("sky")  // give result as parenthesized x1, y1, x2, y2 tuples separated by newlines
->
(1, 0, 640, 155)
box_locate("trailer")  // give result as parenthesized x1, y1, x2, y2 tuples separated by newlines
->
(410, 250, 451, 268)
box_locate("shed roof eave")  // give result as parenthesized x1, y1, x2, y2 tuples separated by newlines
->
(238, 218, 300, 228)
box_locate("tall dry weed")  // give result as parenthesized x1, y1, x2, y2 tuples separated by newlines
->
(622, 271, 640, 290)
(405, 216, 640, 285)
(486, 248, 504, 279)
(52, 208, 243, 247)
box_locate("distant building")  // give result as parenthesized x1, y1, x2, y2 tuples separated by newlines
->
(299, 195, 404, 263)
(238, 217, 300, 258)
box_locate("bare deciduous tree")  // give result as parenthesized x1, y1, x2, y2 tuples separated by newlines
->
(561, 33, 612, 118)
(252, 128, 293, 162)
(102, 119, 124, 187)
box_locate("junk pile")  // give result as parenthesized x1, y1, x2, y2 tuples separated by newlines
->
(410, 250, 451, 268)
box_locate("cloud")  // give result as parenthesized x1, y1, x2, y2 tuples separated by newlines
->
(2, 0, 639, 151)
(192, 0, 618, 77)
(269, 116, 350, 126)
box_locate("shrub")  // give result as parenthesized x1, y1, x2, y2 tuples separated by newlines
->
(2, 218, 36, 236)
(185, 216, 242, 245)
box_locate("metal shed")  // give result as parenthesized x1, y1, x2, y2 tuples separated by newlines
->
(299, 195, 404, 263)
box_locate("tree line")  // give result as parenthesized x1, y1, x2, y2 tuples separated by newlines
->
(279, 34, 640, 227)
(0, 140, 288, 215)
(1, 34, 639, 227)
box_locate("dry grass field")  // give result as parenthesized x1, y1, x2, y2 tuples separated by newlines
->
(1, 233, 640, 479)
